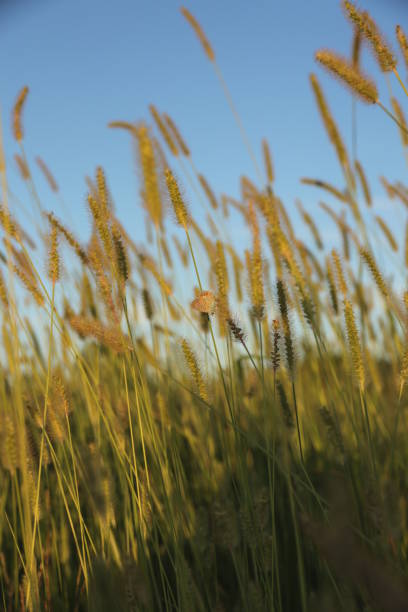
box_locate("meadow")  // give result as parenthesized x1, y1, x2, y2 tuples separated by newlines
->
(2, 2, 408, 610)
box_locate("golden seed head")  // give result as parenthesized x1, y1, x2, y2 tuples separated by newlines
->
(163, 113, 190, 157)
(276, 279, 295, 377)
(354, 160, 372, 206)
(315, 50, 378, 103)
(14, 154, 30, 180)
(48, 224, 60, 285)
(310, 74, 348, 169)
(396, 25, 408, 72)
(360, 247, 388, 297)
(149, 104, 178, 156)
(343, 1, 396, 72)
(112, 223, 129, 283)
(165, 168, 189, 228)
(198, 174, 218, 209)
(180, 338, 207, 401)
(13, 85, 29, 141)
(262, 139, 274, 184)
(344, 298, 365, 390)
(331, 249, 348, 297)
(181, 7, 215, 62)
(375, 216, 398, 253)
(35, 156, 59, 192)
(137, 124, 163, 228)
(391, 97, 408, 147)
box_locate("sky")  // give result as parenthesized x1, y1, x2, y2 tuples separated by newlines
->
(1, 0, 408, 292)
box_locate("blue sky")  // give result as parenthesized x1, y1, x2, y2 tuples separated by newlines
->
(1, 0, 408, 281)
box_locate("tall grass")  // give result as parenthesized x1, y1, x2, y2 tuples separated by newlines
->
(1, 2, 408, 610)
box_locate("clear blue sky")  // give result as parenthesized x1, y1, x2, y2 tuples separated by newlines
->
(1, 0, 407, 264)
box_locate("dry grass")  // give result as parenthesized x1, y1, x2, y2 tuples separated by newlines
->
(1, 3, 408, 611)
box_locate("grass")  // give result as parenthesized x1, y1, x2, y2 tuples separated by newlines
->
(2, 2, 408, 610)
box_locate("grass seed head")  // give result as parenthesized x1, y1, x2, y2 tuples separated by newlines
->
(315, 50, 378, 103)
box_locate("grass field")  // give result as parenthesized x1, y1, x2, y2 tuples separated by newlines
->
(2, 2, 408, 610)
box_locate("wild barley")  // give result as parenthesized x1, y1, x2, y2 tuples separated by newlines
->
(163, 113, 190, 157)
(165, 168, 189, 228)
(315, 50, 378, 103)
(180, 338, 208, 401)
(375, 216, 398, 252)
(149, 104, 178, 156)
(180, 7, 215, 62)
(262, 139, 274, 184)
(344, 298, 365, 390)
(13, 85, 29, 141)
(215, 240, 229, 330)
(35, 157, 59, 192)
(343, 1, 396, 72)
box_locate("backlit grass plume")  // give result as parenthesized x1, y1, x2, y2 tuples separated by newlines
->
(343, 1, 396, 72)
(165, 168, 190, 228)
(149, 104, 179, 156)
(262, 139, 274, 184)
(344, 298, 365, 390)
(180, 338, 207, 401)
(354, 160, 372, 206)
(360, 247, 388, 298)
(13, 85, 29, 141)
(315, 50, 378, 103)
(396, 25, 408, 73)
(310, 73, 349, 170)
(47, 223, 60, 285)
(180, 7, 215, 62)
(36, 157, 59, 192)
(137, 124, 163, 228)
(163, 113, 190, 157)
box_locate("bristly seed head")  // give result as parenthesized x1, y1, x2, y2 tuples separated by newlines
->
(13, 86, 29, 141)
(315, 50, 378, 103)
